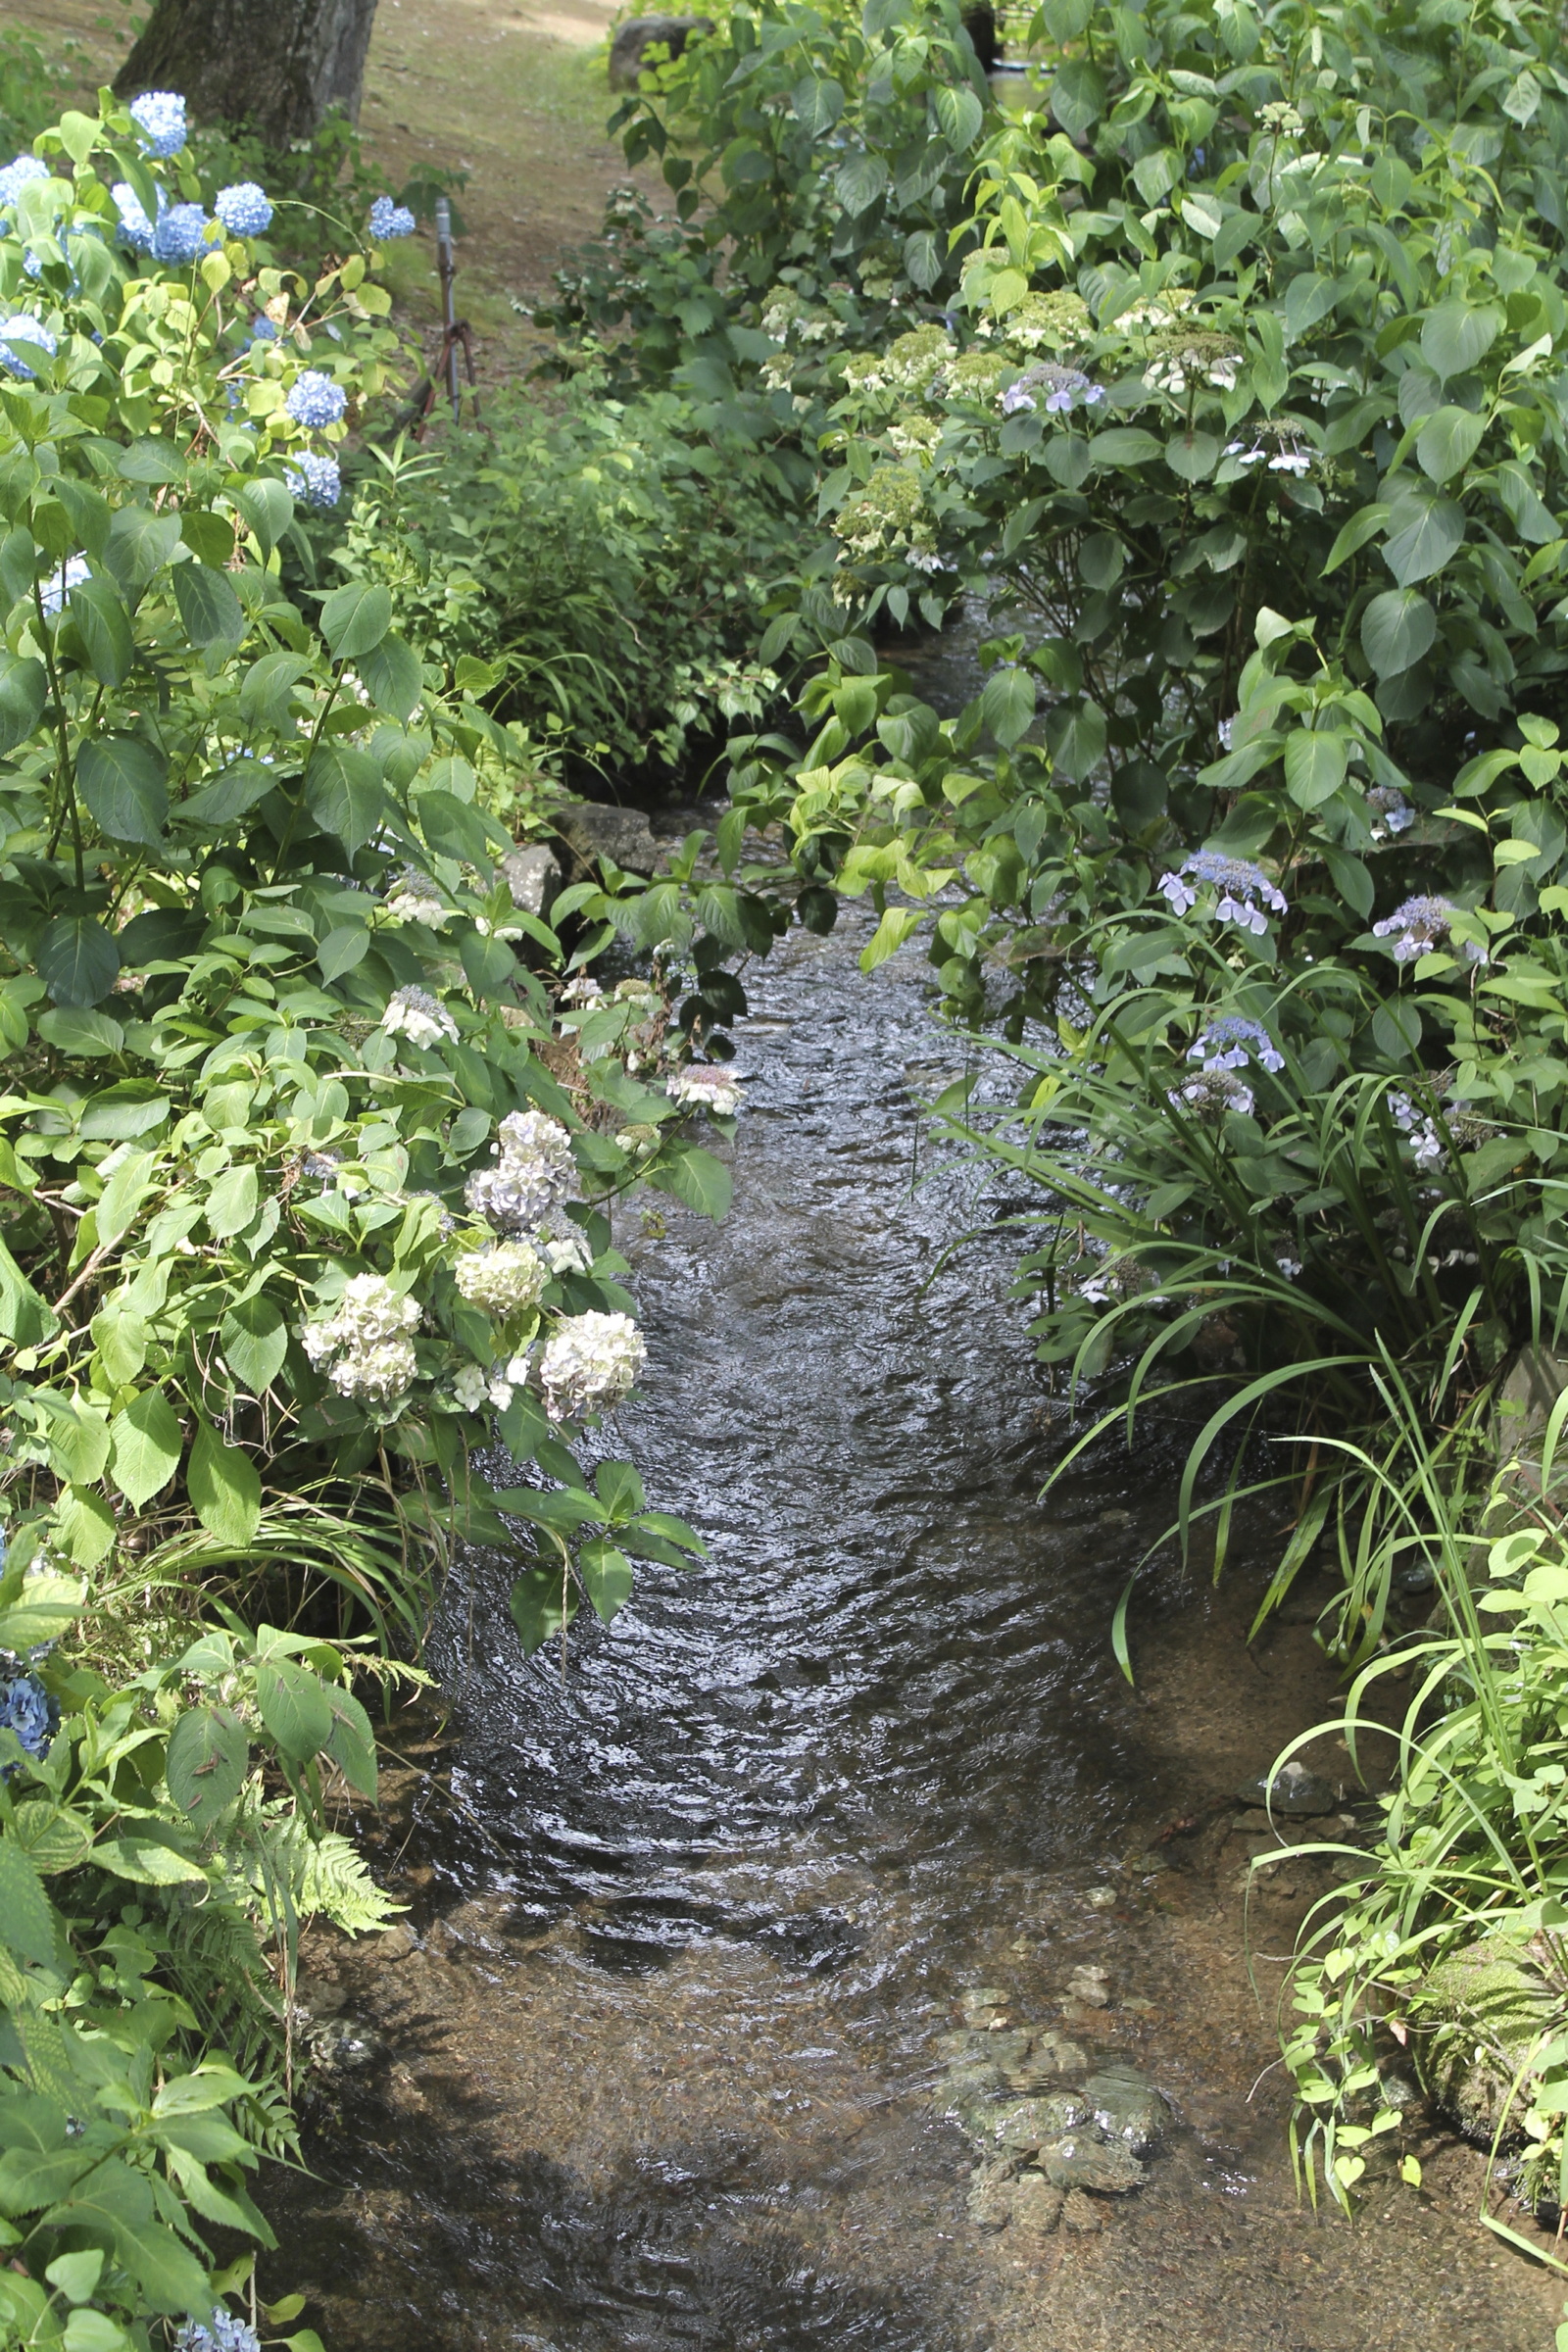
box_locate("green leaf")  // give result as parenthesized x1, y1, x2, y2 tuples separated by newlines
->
(93, 1837, 208, 1886)
(0, 1570, 83, 1655)
(233, 477, 294, 554)
(859, 906, 925, 972)
(239, 649, 312, 729)
(323, 1686, 378, 1799)
(579, 1539, 634, 1625)
(35, 1007, 123, 1057)
(981, 665, 1036, 749)
(1361, 587, 1438, 676)
(53, 1485, 116, 1569)
(318, 924, 369, 981)
(594, 1457, 646, 1519)
(904, 228, 940, 290)
(1322, 503, 1390, 575)
(460, 928, 517, 997)
(205, 1162, 259, 1240)
(1165, 430, 1219, 482)
(0, 650, 48, 752)
(1088, 426, 1163, 467)
(78, 734, 169, 845)
(1284, 729, 1348, 808)
(834, 151, 889, 215)
(934, 82, 983, 150)
(179, 760, 275, 828)
(220, 1294, 287, 1393)
(109, 1387, 183, 1510)
(187, 1420, 262, 1545)
(166, 1704, 249, 1831)
(1181, 190, 1223, 239)
(0, 1842, 57, 1967)
(1382, 495, 1464, 586)
(1415, 404, 1486, 484)
(0, 1233, 54, 1347)
(417, 786, 499, 867)
(255, 1655, 333, 1765)
(792, 74, 844, 132)
(1051, 59, 1107, 136)
(102, 503, 181, 592)
(1372, 997, 1422, 1060)
(1046, 698, 1107, 782)
(1420, 300, 1500, 381)
(36, 915, 119, 1007)
(319, 579, 393, 660)
(357, 630, 422, 721)
(67, 578, 134, 688)
(509, 1562, 576, 1655)
(172, 561, 245, 648)
(305, 742, 387, 852)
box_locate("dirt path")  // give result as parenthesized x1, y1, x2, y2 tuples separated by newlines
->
(7, 0, 658, 378)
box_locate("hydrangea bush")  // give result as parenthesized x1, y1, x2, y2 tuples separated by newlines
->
(0, 82, 744, 2347)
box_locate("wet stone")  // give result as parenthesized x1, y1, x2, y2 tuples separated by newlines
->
(1062, 2187, 1103, 2233)
(967, 2156, 1019, 2231)
(958, 1984, 1010, 2025)
(1009, 2173, 1065, 2236)
(996, 2093, 1090, 2152)
(1038, 2129, 1147, 2194)
(1082, 2066, 1168, 2156)
(1068, 1964, 1111, 2007)
(1237, 1756, 1337, 1817)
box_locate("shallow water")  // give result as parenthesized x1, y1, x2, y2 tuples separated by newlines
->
(265, 903, 1562, 2352)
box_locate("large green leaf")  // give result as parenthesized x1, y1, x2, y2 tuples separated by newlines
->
(509, 1561, 577, 1654)
(980, 665, 1035, 749)
(933, 82, 983, 149)
(238, 649, 312, 729)
(36, 915, 120, 1007)
(1381, 495, 1464, 586)
(67, 576, 134, 688)
(1089, 427, 1163, 467)
(179, 760, 275, 828)
(323, 1686, 378, 1799)
(1420, 299, 1501, 381)
(357, 630, 422, 721)
(255, 1655, 333, 1765)
(654, 1142, 732, 1220)
(1415, 404, 1486, 484)
(78, 735, 169, 845)
(0, 650, 47, 752)
(1361, 587, 1438, 676)
(417, 786, 500, 867)
(1051, 59, 1107, 136)
(220, 1295, 288, 1393)
(187, 1419, 262, 1545)
(579, 1538, 634, 1625)
(204, 1162, 258, 1240)
(305, 742, 387, 852)
(1283, 728, 1348, 808)
(1046, 698, 1107, 781)
(172, 561, 245, 649)
(109, 1387, 183, 1510)
(166, 1704, 250, 1832)
(0, 1842, 57, 1968)
(319, 579, 393, 660)
(233, 477, 294, 554)
(834, 152, 888, 215)
(102, 503, 181, 592)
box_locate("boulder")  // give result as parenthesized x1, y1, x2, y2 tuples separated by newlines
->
(1493, 1343, 1568, 1504)
(554, 800, 661, 877)
(609, 14, 713, 88)
(1416, 1937, 1558, 2141)
(1009, 2173, 1064, 2236)
(995, 2092, 1089, 2152)
(1061, 2187, 1102, 2233)
(500, 843, 561, 916)
(1237, 1755, 1336, 1816)
(1067, 1963, 1111, 2007)
(1039, 2128, 1146, 2194)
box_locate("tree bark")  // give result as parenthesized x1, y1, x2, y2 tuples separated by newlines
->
(114, 0, 380, 146)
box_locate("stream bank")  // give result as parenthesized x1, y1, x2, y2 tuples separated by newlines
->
(263, 891, 1563, 2351)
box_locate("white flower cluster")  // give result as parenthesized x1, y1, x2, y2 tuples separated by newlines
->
(1147, 350, 1238, 394)
(452, 1352, 533, 1413)
(383, 872, 450, 927)
(540, 1311, 646, 1420)
(381, 985, 459, 1047)
(668, 1064, 743, 1116)
(466, 1109, 577, 1234)
(455, 1241, 547, 1317)
(300, 1274, 421, 1411)
(538, 1207, 593, 1274)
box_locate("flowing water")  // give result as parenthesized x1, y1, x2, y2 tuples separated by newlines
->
(264, 895, 1563, 2352)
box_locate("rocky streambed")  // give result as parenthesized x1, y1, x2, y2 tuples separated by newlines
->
(264, 890, 1568, 2352)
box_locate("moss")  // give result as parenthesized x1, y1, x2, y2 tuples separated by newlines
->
(1415, 1937, 1562, 2141)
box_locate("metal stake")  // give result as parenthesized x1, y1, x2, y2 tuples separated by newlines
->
(435, 196, 461, 423)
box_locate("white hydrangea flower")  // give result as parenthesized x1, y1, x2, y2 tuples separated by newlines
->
(667, 1064, 743, 1116)
(537, 1206, 593, 1274)
(381, 985, 459, 1047)
(540, 1312, 645, 1419)
(455, 1241, 547, 1317)
(466, 1109, 577, 1234)
(299, 1274, 421, 1412)
(452, 1361, 489, 1412)
(383, 873, 450, 927)
(485, 1352, 534, 1410)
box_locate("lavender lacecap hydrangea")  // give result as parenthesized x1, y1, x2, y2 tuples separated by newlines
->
(1365, 784, 1414, 836)
(1000, 363, 1106, 417)
(1157, 851, 1288, 934)
(174, 2307, 262, 2352)
(1171, 1066, 1255, 1121)
(1371, 894, 1472, 964)
(1187, 1014, 1284, 1075)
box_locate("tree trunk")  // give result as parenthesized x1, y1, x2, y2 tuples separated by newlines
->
(114, 0, 379, 146)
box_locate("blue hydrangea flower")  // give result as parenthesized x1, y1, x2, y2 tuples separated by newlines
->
(112, 181, 157, 253)
(174, 2309, 262, 2352)
(1171, 1065, 1254, 1121)
(128, 89, 187, 158)
(286, 368, 347, 428)
(368, 194, 416, 240)
(215, 181, 273, 237)
(1387, 1089, 1445, 1171)
(1188, 1014, 1285, 1075)
(0, 315, 57, 378)
(1371, 894, 1471, 965)
(153, 202, 213, 266)
(0, 154, 49, 210)
(285, 451, 341, 510)
(1157, 851, 1288, 934)
(1000, 363, 1105, 417)
(0, 1674, 56, 1774)
(39, 554, 90, 616)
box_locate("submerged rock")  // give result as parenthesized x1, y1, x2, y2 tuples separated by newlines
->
(608, 14, 714, 87)
(1067, 1964, 1111, 2007)
(1061, 2187, 1102, 2232)
(1082, 2066, 1168, 2156)
(1417, 1938, 1558, 2140)
(996, 2093, 1090, 2152)
(1237, 1756, 1336, 1817)
(1009, 2172, 1065, 2236)
(1039, 2129, 1146, 2194)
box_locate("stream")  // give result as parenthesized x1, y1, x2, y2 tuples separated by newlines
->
(263, 893, 1562, 2352)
